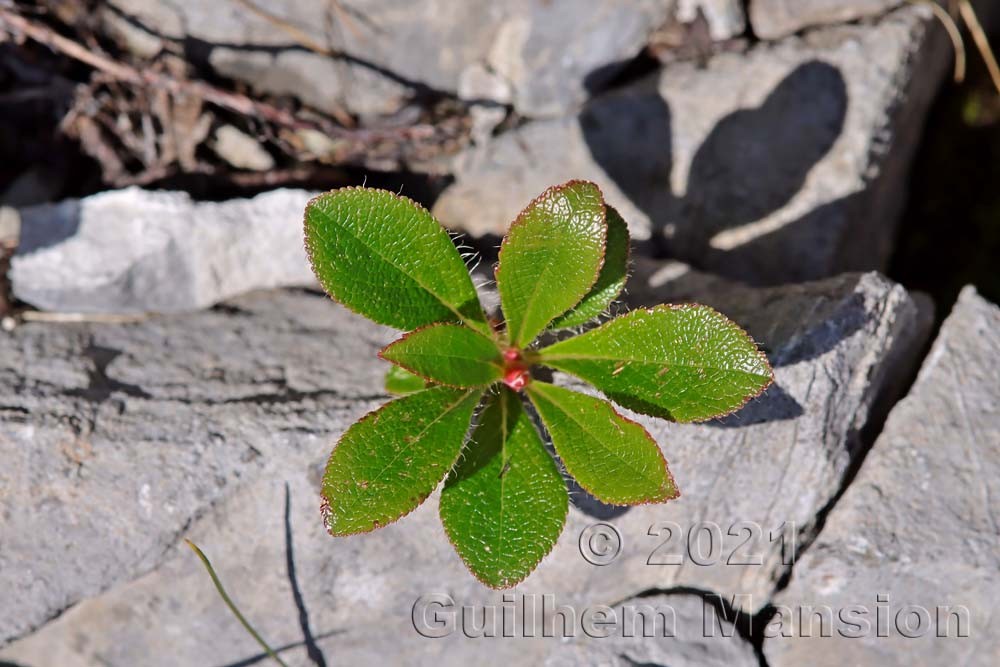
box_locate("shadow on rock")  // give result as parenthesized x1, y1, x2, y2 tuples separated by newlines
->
(567, 476, 632, 520)
(582, 60, 849, 283)
(15, 200, 82, 255)
(579, 75, 675, 256)
(707, 383, 803, 429)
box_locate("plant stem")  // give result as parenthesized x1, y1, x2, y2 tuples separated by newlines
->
(185, 539, 291, 667)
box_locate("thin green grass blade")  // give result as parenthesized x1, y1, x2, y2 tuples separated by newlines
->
(185, 539, 290, 667)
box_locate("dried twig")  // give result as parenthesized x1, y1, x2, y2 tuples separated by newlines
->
(74, 114, 127, 182)
(910, 0, 967, 83)
(1, 3, 467, 184)
(230, 0, 336, 57)
(1, 5, 446, 145)
(231, 0, 361, 128)
(226, 165, 350, 188)
(228, 0, 354, 126)
(957, 0, 1000, 95)
(19, 311, 153, 323)
(328, 0, 367, 41)
(0, 7, 305, 127)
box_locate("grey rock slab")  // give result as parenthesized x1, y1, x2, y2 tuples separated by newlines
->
(764, 287, 1000, 666)
(10, 187, 318, 314)
(211, 124, 276, 171)
(544, 267, 934, 614)
(749, 0, 1000, 42)
(0, 289, 392, 647)
(1, 480, 757, 666)
(103, 0, 672, 120)
(433, 5, 950, 285)
(749, 0, 900, 40)
(1, 269, 932, 662)
(484, 0, 673, 118)
(548, 593, 758, 666)
(677, 0, 747, 40)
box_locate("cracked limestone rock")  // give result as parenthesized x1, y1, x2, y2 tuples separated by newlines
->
(548, 593, 758, 666)
(0, 290, 391, 647)
(749, 0, 998, 40)
(749, 0, 902, 40)
(763, 287, 1000, 666)
(102, 0, 674, 120)
(10, 187, 317, 314)
(542, 266, 934, 615)
(433, 5, 951, 285)
(1, 269, 931, 663)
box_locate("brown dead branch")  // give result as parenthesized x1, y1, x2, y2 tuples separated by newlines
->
(0, 7, 306, 128)
(0, 3, 468, 186)
(1, 6, 449, 144)
(230, 0, 337, 57)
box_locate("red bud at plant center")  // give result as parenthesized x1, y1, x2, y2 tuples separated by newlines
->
(503, 367, 530, 391)
(502, 347, 530, 390)
(503, 348, 522, 363)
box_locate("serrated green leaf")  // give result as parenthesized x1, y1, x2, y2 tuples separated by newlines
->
(526, 381, 677, 505)
(538, 305, 773, 422)
(384, 365, 428, 395)
(550, 205, 630, 330)
(305, 187, 488, 333)
(440, 387, 568, 588)
(322, 386, 481, 535)
(381, 323, 503, 388)
(496, 181, 607, 347)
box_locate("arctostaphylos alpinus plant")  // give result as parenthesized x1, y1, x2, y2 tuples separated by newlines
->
(303, 180, 773, 588)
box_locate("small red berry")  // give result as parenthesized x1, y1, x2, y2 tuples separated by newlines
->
(503, 348, 522, 363)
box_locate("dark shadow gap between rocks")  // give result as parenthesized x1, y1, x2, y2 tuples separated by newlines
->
(758, 298, 935, 643)
(749, 46, 998, 627)
(888, 26, 1000, 322)
(617, 585, 768, 666)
